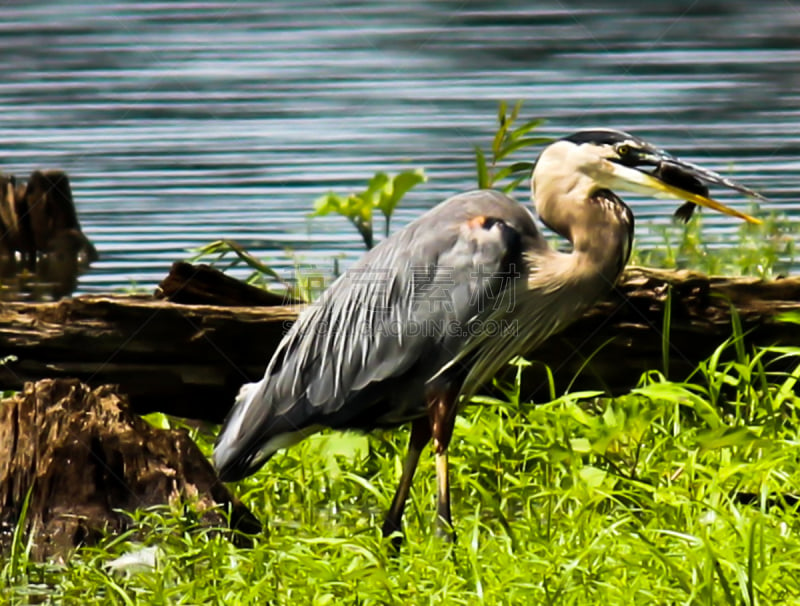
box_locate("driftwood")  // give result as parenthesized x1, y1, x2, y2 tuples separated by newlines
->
(1, 266, 799, 423)
(0, 379, 260, 561)
(0, 170, 97, 300)
(156, 261, 304, 306)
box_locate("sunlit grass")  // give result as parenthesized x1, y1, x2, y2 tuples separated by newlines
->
(4, 335, 800, 604)
(631, 202, 797, 278)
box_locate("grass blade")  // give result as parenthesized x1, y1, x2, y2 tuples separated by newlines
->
(662, 285, 672, 379)
(475, 145, 489, 189)
(496, 137, 550, 162)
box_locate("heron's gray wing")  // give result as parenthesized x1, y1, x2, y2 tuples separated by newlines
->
(214, 190, 543, 479)
(251, 189, 538, 418)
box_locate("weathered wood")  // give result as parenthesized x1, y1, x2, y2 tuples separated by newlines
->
(0, 267, 799, 422)
(0, 294, 297, 421)
(0, 379, 260, 561)
(156, 260, 304, 306)
(519, 267, 800, 400)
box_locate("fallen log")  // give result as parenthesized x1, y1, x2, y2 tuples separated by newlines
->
(156, 261, 304, 307)
(0, 293, 296, 421)
(0, 379, 260, 561)
(1, 266, 799, 423)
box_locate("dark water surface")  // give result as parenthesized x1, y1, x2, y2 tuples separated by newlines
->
(2, 1, 799, 293)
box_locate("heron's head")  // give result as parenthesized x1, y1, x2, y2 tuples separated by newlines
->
(531, 128, 762, 230)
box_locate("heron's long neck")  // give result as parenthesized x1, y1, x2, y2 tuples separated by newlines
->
(572, 214, 633, 285)
(451, 193, 633, 402)
(456, 209, 632, 402)
(532, 204, 633, 319)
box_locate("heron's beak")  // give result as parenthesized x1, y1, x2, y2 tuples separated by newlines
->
(604, 158, 763, 225)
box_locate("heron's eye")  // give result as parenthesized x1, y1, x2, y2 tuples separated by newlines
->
(616, 144, 631, 157)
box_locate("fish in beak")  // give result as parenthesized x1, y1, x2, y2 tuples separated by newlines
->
(651, 161, 710, 223)
(604, 147, 764, 225)
(652, 159, 765, 224)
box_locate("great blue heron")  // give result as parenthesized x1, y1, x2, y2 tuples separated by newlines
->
(214, 129, 760, 541)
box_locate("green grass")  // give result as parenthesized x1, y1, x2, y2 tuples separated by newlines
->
(631, 203, 797, 278)
(5, 338, 800, 604)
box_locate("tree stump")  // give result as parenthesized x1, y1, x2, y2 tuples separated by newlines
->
(0, 170, 97, 300)
(0, 379, 260, 561)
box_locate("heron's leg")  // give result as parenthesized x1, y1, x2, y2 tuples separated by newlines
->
(434, 449, 452, 540)
(429, 388, 459, 542)
(382, 416, 431, 543)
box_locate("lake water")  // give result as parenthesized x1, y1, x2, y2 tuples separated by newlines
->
(2, 1, 799, 295)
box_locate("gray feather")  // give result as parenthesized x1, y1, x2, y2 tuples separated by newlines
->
(213, 189, 542, 479)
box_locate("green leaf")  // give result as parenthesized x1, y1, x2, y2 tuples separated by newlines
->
(375, 169, 426, 221)
(729, 303, 747, 363)
(570, 437, 592, 454)
(501, 175, 528, 194)
(496, 136, 551, 162)
(315, 190, 373, 249)
(506, 161, 536, 174)
(497, 100, 507, 127)
(311, 192, 346, 216)
(475, 145, 489, 189)
(775, 358, 800, 407)
(694, 426, 755, 450)
(491, 123, 508, 159)
(311, 170, 424, 249)
(662, 285, 672, 378)
(509, 118, 545, 141)
(362, 172, 390, 202)
(142, 412, 171, 430)
(776, 311, 800, 325)
(493, 161, 535, 184)
(579, 465, 608, 488)
(633, 383, 721, 428)
(191, 239, 286, 283)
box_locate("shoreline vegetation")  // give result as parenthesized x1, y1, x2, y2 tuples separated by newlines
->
(3, 105, 800, 603)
